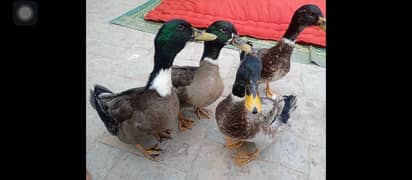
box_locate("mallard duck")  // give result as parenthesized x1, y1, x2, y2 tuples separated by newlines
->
(89, 19, 217, 161)
(241, 4, 326, 98)
(215, 55, 297, 166)
(172, 20, 251, 131)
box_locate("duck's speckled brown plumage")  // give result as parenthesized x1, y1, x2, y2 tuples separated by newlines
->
(172, 61, 224, 108)
(216, 96, 259, 139)
(97, 87, 179, 144)
(216, 95, 294, 149)
(251, 40, 294, 82)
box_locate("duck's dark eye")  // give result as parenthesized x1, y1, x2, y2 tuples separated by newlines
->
(219, 28, 227, 33)
(177, 24, 185, 31)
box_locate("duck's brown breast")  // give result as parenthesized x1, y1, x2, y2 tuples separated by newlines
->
(178, 62, 223, 108)
(260, 41, 294, 81)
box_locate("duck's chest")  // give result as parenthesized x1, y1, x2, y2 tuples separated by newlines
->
(188, 64, 224, 103)
(261, 42, 294, 80)
(196, 64, 223, 88)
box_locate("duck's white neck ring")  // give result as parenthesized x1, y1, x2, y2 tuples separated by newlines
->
(281, 38, 296, 47)
(231, 94, 244, 101)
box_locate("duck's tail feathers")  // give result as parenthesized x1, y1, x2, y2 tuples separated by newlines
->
(274, 95, 298, 124)
(89, 84, 118, 136)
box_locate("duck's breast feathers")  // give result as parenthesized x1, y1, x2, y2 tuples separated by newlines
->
(171, 65, 198, 87)
(260, 41, 294, 80)
(216, 96, 258, 140)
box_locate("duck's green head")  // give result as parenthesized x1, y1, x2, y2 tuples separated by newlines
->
(284, 4, 326, 40)
(232, 55, 262, 114)
(202, 21, 251, 59)
(155, 19, 217, 62)
(147, 19, 217, 96)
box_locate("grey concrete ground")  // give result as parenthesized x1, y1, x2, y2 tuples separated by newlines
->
(86, 0, 326, 179)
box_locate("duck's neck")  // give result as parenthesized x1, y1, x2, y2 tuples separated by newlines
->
(283, 23, 304, 41)
(146, 51, 175, 97)
(231, 82, 245, 100)
(201, 41, 225, 64)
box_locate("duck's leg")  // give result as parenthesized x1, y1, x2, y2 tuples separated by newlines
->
(224, 136, 244, 149)
(178, 110, 194, 131)
(265, 81, 279, 99)
(135, 143, 162, 161)
(195, 107, 211, 119)
(154, 129, 173, 143)
(233, 142, 260, 166)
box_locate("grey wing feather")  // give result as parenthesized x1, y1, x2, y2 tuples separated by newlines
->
(105, 87, 146, 124)
(259, 97, 278, 125)
(171, 65, 198, 87)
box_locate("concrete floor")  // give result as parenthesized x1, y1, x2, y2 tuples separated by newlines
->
(86, 0, 326, 179)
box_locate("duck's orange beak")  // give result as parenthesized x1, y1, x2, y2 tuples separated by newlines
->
(244, 83, 261, 114)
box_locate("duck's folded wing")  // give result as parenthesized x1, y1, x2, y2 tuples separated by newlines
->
(240, 47, 266, 61)
(254, 48, 268, 60)
(260, 98, 278, 125)
(104, 87, 146, 124)
(171, 65, 198, 87)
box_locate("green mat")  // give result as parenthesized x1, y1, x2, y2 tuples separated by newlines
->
(111, 0, 326, 67)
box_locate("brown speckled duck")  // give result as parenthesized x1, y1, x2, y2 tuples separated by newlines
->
(172, 21, 251, 131)
(89, 19, 217, 161)
(240, 4, 326, 98)
(216, 55, 297, 166)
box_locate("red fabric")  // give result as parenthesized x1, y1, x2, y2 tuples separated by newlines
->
(144, 0, 326, 47)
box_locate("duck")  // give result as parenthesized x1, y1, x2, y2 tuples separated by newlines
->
(240, 4, 326, 98)
(89, 19, 217, 161)
(172, 20, 252, 131)
(215, 55, 298, 166)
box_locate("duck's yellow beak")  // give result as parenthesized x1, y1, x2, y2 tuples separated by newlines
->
(192, 28, 217, 41)
(244, 84, 262, 114)
(230, 35, 252, 54)
(317, 16, 326, 31)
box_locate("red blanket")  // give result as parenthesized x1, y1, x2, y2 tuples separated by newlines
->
(144, 0, 326, 47)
